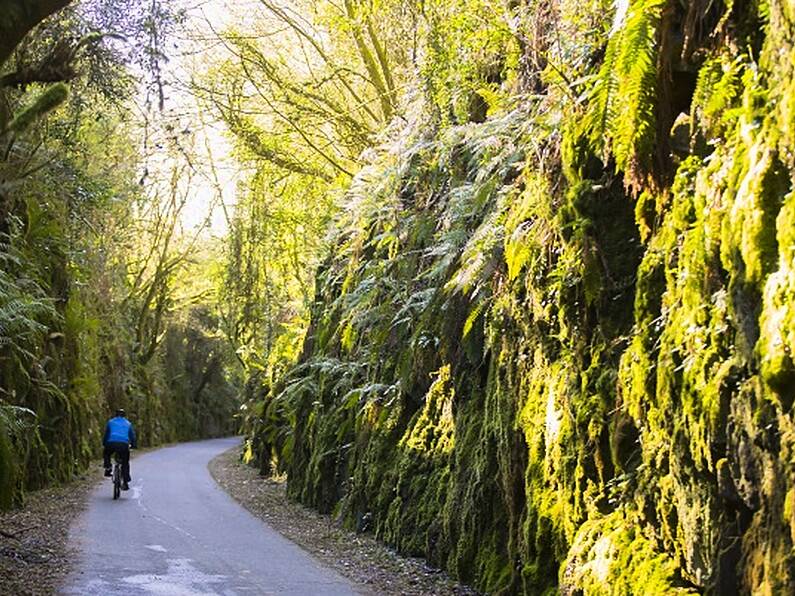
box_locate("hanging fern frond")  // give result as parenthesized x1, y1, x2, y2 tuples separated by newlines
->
(0, 252, 59, 369)
(586, 0, 667, 185)
(0, 403, 36, 436)
(690, 54, 745, 138)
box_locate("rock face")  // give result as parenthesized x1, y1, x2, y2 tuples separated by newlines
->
(247, 0, 795, 593)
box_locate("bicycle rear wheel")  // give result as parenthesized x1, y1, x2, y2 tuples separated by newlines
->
(112, 459, 121, 500)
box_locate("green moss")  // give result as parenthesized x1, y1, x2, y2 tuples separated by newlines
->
(8, 83, 69, 133)
(758, 191, 795, 404)
(562, 508, 696, 594)
(245, 0, 795, 593)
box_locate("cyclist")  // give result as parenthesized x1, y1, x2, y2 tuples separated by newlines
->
(103, 408, 137, 490)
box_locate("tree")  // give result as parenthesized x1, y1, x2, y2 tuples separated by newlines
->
(0, 0, 74, 66)
(0, 0, 243, 504)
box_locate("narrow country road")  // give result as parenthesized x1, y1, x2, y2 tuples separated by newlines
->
(62, 437, 360, 595)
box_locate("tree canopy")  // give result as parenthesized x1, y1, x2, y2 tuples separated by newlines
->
(2, 1, 795, 595)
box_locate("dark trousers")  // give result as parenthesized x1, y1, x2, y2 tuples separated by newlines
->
(103, 442, 131, 482)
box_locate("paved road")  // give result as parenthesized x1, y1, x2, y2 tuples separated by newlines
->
(62, 437, 360, 595)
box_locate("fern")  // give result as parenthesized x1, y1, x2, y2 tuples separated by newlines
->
(587, 0, 666, 182)
(690, 55, 745, 138)
(0, 403, 36, 508)
(0, 247, 59, 368)
(0, 403, 36, 436)
(588, 31, 622, 156)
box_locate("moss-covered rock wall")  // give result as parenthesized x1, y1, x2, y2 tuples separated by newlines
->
(247, 0, 795, 593)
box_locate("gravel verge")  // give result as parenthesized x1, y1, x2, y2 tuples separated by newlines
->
(209, 446, 479, 596)
(0, 469, 101, 595)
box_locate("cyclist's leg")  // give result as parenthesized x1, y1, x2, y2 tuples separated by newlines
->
(103, 445, 112, 476)
(120, 446, 131, 483)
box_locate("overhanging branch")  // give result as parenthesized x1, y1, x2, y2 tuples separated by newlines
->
(0, 0, 75, 67)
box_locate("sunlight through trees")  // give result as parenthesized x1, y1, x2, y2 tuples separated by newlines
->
(2, 0, 795, 594)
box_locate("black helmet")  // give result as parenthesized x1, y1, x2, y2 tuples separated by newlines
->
(115, 408, 126, 417)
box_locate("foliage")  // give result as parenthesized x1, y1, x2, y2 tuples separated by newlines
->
(239, 0, 795, 593)
(0, 1, 241, 508)
(420, 0, 521, 122)
(585, 0, 665, 185)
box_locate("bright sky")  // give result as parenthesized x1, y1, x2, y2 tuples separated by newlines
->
(146, 0, 263, 236)
(171, 0, 238, 236)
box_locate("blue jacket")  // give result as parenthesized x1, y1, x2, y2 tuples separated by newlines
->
(103, 416, 137, 447)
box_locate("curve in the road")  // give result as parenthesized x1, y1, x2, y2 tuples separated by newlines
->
(62, 437, 361, 596)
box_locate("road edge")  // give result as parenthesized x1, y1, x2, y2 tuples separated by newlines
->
(0, 466, 103, 595)
(208, 445, 478, 596)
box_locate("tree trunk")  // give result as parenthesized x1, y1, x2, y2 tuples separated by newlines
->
(0, 0, 74, 67)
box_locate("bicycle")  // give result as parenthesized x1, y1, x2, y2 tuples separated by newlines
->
(111, 452, 123, 500)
